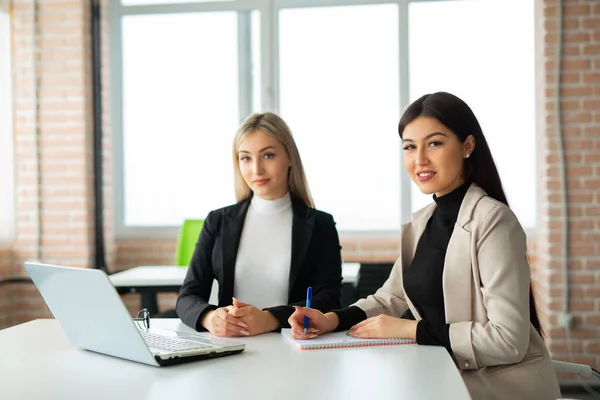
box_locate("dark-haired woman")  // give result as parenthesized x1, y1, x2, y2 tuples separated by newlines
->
(288, 92, 560, 399)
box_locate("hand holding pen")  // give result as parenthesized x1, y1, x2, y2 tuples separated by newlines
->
(288, 287, 340, 339)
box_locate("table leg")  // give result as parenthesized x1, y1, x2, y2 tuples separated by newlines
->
(141, 292, 159, 315)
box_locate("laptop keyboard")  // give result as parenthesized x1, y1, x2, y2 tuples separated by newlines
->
(139, 331, 216, 352)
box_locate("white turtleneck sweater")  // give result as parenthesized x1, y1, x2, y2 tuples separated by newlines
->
(233, 193, 293, 310)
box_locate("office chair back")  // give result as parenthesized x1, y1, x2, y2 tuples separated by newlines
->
(356, 263, 394, 299)
(175, 219, 204, 266)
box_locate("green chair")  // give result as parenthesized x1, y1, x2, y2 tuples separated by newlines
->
(175, 219, 204, 266)
(155, 219, 204, 318)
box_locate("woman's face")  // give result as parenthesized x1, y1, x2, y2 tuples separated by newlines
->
(402, 116, 475, 197)
(238, 130, 291, 200)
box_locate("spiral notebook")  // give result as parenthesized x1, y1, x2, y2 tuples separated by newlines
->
(281, 329, 415, 350)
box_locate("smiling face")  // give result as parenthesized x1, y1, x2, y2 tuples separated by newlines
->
(238, 130, 291, 200)
(402, 116, 475, 197)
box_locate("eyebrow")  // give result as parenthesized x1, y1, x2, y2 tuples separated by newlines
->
(238, 145, 277, 154)
(402, 132, 448, 143)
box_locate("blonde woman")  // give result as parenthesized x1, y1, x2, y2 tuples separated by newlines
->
(177, 112, 343, 337)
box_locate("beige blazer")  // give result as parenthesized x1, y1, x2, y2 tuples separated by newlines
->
(354, 184, 560, 400)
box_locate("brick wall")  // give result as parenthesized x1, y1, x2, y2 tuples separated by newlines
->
(537, 0, 600, 370)
(10, 0, 95, 325)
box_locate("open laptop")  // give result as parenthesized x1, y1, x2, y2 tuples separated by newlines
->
(24, 262, 245, 367)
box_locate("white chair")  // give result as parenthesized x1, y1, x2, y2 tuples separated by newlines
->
(553, 360, 600, 400)
(552, 360, 600, 379)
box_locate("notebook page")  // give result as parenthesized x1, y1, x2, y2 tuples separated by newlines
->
(281, 329, 415, 350)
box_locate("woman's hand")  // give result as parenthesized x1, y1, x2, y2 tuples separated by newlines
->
(348, 315, 418, 339)
(226, 298, 279, 336)
(288, 307, 339, 339)
(201, 307, 249, 337)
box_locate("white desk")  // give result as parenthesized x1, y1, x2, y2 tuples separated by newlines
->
(109, 263, 362, 314)
(109, 263, 361, 286)
(0, 319, 471, 400)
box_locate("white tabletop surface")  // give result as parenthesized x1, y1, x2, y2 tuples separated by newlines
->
(109, 262, 361, 287)
(0, 319, 471, 400)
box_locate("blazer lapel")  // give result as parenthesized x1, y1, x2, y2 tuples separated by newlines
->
(220, 198, 251, 303)
(288, 199, 313, 295)
(443, 183, 487, 323)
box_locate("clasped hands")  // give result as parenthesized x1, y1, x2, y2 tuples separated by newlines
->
(288, 307, 418, 340)
(201, 298, 279, 337)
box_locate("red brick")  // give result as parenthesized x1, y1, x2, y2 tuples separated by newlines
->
(564, 31, 591, 43)
(549, 273, 565, 284)
(564, 112, 592, 124)
(583, 180, 600, 190)
(564, 4, 590, 17)
(545, 18, 580, 31)
(568, 300, 595, 311)
(582, 44, 600, 56)
(551, 341, 583, 354)
(583, 73, 600, 84)
(586, 288, 600, 298)
(563, 59, 590, 71)
(562, 86, 592, 97)
(583, 100, 600, 111)
(581, 17, 600, 31)
(543, 5, 558, 18)
(567, 192, 593, 203)
(585, 343, 600, 353)
(569, 329, 599, 340)
(585, 315, 600, 325)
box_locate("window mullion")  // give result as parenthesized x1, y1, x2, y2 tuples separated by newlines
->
(398, 0, 411, 224)
(238, 11, 253, 122)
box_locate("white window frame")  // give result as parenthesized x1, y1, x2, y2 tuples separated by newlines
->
(110, 0, 412, 239)
(0, 0, 14, 248)
(110, 0, 535, 238)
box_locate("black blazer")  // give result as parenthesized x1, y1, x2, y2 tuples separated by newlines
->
(176, 195, 343, 331)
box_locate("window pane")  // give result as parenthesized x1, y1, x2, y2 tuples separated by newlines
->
(279, 4, 400, 231)
(122, 12, 239, 226)
(409, 0, 535, 228)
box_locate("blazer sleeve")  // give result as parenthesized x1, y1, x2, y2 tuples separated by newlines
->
(176, 211, 219, 331)
(449, 205, 531, 370)
(351, 256, 410, 318)
(264, 212, 343, 328)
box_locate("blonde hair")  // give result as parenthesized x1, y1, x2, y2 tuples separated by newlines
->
(232, 112, 314, 208)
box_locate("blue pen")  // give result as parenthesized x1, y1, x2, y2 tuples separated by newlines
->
(303, 287, 312, 335)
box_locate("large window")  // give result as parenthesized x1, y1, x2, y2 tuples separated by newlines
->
(121, 11, 242, 226)
(409, 0, 536, 229)
(111, 0, 536, 237)
(0, 0, 14, 246)
(278, 4, 400, 231)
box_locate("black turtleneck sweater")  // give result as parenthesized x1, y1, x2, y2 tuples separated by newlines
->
(334, 182, 471, 353)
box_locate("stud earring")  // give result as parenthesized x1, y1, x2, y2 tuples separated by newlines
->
(465, 153, 470, 159)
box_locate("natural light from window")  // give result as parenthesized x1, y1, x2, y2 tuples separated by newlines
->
(117, 0, 536, 233)
(409, 0, 536, 228)
(122, 12, 241, 226)
(279, 4, 401, 231)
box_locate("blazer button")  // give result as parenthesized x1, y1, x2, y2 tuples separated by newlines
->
(464, 362, 469, 368)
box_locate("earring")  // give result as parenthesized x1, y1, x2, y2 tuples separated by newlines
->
(465, 153, 470, 159)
